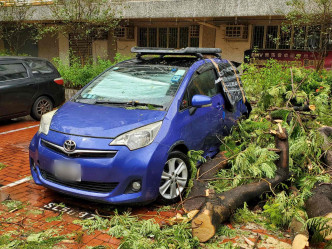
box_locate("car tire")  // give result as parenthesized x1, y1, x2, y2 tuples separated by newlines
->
(31, 96, 54, 121)
(158, 151, 191, 204)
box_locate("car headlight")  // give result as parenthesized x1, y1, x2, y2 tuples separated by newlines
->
(110, 121, 162, 150)
(38, 110, 57, 135)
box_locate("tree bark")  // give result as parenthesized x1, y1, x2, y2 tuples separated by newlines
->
(318, 126, 332, 169)
(191, 129, 289, 242)
(305, 184, 332, 240)
(183, 153, 228, 212)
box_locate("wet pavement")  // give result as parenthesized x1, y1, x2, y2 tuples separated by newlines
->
(0, 117, 302, 248)
(0, 117, 186, 248)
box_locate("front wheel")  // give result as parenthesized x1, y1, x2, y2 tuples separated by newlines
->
(158, 151, 190, 204)
(30, 96, 53, 121)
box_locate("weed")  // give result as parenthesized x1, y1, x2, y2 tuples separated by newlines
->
(0, 163, 7, 170)
(2, 200, 23, 212)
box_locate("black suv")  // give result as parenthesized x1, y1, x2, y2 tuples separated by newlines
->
(0, 57, 65, 121)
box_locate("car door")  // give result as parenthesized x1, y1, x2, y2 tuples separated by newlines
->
(0, 60, 38, 118)
(180, 65, 225, 155)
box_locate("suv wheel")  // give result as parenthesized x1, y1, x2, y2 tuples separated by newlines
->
(158, 151, 190, 204)
(31, 96, 53, 121)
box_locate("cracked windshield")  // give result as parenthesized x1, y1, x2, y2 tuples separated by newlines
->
(76, 65, 187, 108)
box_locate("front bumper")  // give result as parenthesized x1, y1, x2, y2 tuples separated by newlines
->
(29, 130, 169, 204)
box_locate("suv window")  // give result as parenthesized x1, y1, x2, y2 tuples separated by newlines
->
(0, 63, 28, 81)
(25, 59, 54, 74)
(181, 68, 217, 109)
(189, 69, 217, 98)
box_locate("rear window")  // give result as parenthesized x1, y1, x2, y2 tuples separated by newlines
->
(25, 59, 54, 74)
(0, 63, 28, 81)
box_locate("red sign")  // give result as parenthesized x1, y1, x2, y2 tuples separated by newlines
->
(245, 50, 332, 70)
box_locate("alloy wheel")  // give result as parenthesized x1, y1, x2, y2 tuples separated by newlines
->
(159, 157, 188, 200)
(37, 99, 52, 116)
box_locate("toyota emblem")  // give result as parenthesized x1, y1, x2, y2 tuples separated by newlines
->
(63, 140, 76, 152)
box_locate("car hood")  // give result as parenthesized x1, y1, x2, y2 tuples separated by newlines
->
(50, 101, 166, 138)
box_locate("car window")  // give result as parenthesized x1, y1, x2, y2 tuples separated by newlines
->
(0, 63, 28, 81)
(25, 59, 54, 74)
(76, 64, 188, 108)
(181, 68, 217, 110)
(189, 68, 217, 97)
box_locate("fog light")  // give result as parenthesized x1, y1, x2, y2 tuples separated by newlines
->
(132, 181, 141, 192)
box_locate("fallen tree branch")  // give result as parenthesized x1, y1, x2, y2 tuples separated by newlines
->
(191, 128, 289, 242)
(305, 183, 332, 240)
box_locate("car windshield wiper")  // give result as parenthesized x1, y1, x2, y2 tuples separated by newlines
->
(127, 101, 164, 109)
(94, 100, 129, 105)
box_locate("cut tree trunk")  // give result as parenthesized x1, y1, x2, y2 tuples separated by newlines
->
(290, 211, 309, 249)
(190, 128, 289, 242)
(318, 126, 332, 169)
(183, 153, 228, 212)
(305, 183, 332, 240)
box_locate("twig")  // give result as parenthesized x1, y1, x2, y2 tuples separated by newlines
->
(261, 178, 276, 196)
(198, 154, 239, 180)
(216, 135, 236, 155)
(253, 233, 261, 249)
(200, 176, 259, 181)
(176, 182, 184, 211)
(286, 72, 309, 107)
(0, 218, 25, 228)
(176, 195, 207, 211)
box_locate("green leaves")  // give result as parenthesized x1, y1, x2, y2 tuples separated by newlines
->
(75, 211, 199, 249)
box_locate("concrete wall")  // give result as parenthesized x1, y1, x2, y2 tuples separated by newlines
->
(92, 40, 108, 61)
(215, 25, 252, 63)
(25, 0, 291, 21)
(38, 33, 59, 61)
(58, 33, 69, 65)
(200, 25, 216, 48)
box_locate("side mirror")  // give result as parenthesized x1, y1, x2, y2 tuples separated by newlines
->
(191, 94, 212, 107)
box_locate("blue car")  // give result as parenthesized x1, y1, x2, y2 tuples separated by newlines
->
(29, 47, 250, 205)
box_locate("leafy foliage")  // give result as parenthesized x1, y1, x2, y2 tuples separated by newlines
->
(53, 53, 132, 88)
(186, 150, 206, 197)
(213, 59, 332, 237)
(74, 211, 200, 249)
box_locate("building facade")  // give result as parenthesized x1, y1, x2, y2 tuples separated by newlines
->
(0, 0, 331, 65)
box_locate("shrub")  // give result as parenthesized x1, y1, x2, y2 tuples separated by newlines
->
(52, 53, 132, 89)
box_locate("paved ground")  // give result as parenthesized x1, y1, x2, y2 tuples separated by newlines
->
(0, 117, 314, 248)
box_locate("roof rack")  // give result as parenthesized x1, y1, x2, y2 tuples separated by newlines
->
(131, 47, 222, 59)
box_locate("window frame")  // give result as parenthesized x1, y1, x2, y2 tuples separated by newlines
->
(0, 61, 30, 83)
(251, 25, 323, 50)
(179, 66, 218, 111)
(138, 25, 200, 49)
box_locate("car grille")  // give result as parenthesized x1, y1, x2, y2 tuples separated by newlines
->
(41, 139, 117, 158)
(40, 169, 118, 193)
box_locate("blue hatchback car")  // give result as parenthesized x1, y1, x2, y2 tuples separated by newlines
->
(29, 47, 250, 205)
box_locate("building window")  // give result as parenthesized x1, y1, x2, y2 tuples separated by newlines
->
(114, 27, 134, 40)
(252, 26, 264, 48)
(252, 25, 324, 50)
(138, 25, 200, 48)
(225, 25, 248, 40)
(189, 25, 200, 47)
(266, 26, 278, 49)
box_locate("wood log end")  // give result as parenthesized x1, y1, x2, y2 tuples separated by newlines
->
(292, 234, 309, 249)
(192, 211, 216, 242)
